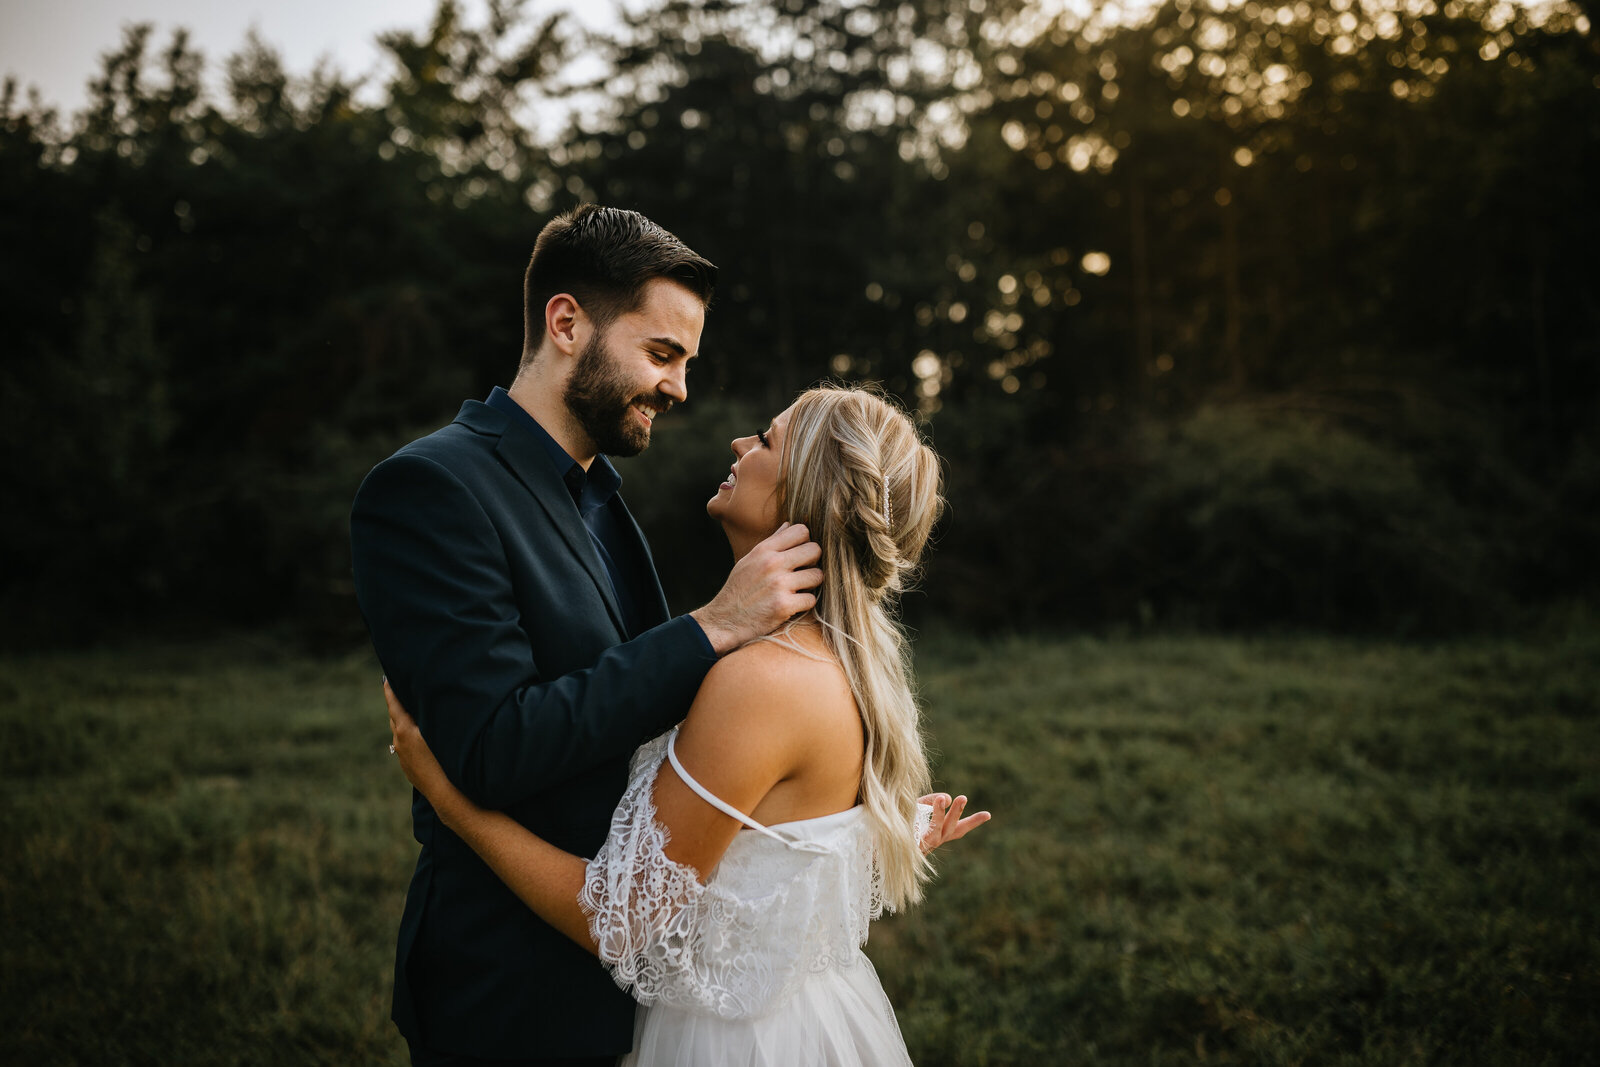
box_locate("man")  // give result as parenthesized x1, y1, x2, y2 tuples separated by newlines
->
(351, 205, 823, 1065)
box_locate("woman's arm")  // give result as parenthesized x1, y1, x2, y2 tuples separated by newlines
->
(386, 680, 598, 950)
(384, 648, 817, 951)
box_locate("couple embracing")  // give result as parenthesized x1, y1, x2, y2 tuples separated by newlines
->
(351, 205, 988, 1067)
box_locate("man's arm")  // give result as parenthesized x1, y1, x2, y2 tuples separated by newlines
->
(353, 451, 711, 810)
(351, 451, 819, 811)
(380, 641, 821, 956)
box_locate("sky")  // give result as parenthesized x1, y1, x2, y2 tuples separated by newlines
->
(0, 0, 630, 117)
(6, 0, 1577, 120)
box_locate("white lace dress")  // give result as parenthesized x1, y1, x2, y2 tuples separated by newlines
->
(579, 728, 924, 1066)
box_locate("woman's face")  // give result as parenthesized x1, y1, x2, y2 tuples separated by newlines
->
(707, 403, 795, 549)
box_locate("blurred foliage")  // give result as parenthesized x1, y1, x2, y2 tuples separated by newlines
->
(0, 0, 1596, 644)
(928, 384, 1582, 631)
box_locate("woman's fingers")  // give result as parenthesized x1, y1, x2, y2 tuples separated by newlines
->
(383, 678, 420, 745)
(382, 679, 426, 783)
(939, 796, 966, 839)
(944, 797, 994, 841)
(949, 809, 992, 841)
(918, 793, 992, 851)
(383, 678, 403, 725)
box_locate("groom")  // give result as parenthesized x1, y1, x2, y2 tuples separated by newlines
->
(351, 205, 823, 1065)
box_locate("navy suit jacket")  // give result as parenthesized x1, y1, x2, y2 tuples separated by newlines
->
(350, 399, 716, 1058)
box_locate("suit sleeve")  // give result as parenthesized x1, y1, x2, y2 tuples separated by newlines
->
(350, 450, 716, 810)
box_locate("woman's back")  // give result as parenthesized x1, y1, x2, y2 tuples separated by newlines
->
(733, 625, 865, 829)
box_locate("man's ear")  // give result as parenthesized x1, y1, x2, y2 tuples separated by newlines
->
(543, 293, 589, 358)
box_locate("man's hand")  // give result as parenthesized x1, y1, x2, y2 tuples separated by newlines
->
(920, 793, 991, 854)
(692, 522, 823, 654)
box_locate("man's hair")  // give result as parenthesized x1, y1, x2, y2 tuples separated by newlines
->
(522, 204, 717, 362)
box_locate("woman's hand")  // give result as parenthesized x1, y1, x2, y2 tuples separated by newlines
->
(919, 792, 991, 854)
(384, 679, 478, 829)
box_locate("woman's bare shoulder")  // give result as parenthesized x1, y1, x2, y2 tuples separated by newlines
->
(691, 627, 854, 724)
(672, 626, 857, 798)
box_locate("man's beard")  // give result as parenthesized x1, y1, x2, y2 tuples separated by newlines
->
(563, 330, 671, 458)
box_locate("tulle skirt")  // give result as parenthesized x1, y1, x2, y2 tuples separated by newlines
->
(620, 950, 913, 1066)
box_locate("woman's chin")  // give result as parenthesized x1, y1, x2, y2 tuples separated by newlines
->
(704, 504, 734, 539)
(721, 523, 769, 562)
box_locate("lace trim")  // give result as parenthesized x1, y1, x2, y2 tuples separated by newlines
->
(578, 732, 883, 1020)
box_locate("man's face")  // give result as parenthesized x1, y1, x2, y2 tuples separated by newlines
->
(563, 277, 704, 458)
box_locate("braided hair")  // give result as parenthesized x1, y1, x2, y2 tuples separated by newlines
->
(774, 385, 944, 911)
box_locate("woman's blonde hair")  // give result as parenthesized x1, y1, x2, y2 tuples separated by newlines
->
(775, 384, 944, 911)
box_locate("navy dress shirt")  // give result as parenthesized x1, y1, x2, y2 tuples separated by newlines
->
(486, 386, 710, 654)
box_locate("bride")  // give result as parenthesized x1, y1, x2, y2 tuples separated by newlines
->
(386, 384, 989, 1065)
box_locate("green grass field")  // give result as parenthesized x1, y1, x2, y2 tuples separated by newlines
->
(2, 628, 1596, 1065)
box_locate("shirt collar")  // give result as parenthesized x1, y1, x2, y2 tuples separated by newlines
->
(486, 386, 621, 511)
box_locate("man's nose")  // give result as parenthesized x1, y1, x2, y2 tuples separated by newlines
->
(660, 363, 688, 403)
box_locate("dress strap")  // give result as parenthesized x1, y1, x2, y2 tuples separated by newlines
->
(667, 730, 814, 851)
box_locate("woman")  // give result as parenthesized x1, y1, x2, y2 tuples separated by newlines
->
(386, 385, 989, 1065)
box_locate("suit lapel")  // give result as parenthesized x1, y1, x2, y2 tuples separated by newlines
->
(460, 403, 629, 636)
(611, 494, 671, 627)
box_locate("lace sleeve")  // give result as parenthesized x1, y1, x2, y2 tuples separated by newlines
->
(867, 801, 935, 919)
(577, 732, 867, 1020)
(914, 800, 934, 846)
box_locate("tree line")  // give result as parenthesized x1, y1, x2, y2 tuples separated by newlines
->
(1, 0, 1595, 645)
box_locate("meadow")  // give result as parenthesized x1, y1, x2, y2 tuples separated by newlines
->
(2, 626, 1596, 1065)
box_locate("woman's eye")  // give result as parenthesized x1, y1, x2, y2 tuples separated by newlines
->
(756, 430, 770, 448)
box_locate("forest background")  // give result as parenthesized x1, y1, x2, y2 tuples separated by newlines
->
(3, 0, 1596, 644)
